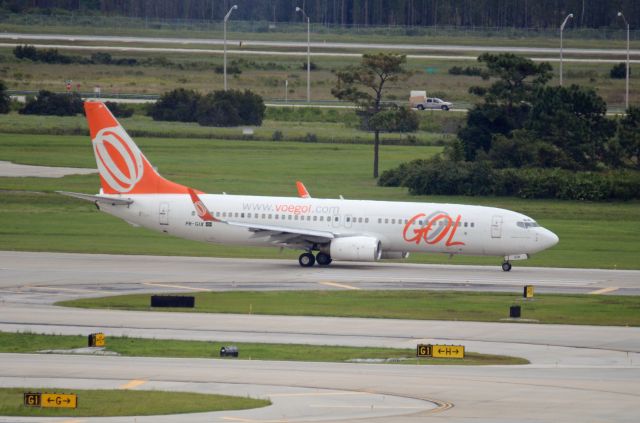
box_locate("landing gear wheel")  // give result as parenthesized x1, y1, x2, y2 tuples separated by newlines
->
(299, 252, 316, 267)
(316, 252, 332, 266)
(502, 262, 512, 272)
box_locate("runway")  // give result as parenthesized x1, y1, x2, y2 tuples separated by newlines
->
(0, 251, 639, 422)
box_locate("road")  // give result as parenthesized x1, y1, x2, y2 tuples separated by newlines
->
(1, 33, 639, 64)
(0, 251, 639, 422)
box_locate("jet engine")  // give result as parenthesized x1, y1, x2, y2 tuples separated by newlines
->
(330, 236, 381, 262)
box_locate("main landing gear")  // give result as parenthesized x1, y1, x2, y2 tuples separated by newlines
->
(298, 252, 332, 267)
(501, 261, 512, 272)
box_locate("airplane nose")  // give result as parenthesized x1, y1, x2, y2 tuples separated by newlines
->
(541, 228, 559, 248)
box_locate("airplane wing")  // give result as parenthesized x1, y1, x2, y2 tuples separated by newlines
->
(57, 191, 133, 205)
(188, 189, 334, 247)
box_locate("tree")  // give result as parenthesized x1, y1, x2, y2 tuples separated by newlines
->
(616, 106, 640, 168)
(526, 85, 615, 170)
(332, 53, 410, 177)
(460, 53, 552, 161)
(0, 80, 10, 114)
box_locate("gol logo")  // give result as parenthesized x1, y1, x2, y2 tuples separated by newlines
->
(403, 212, 465, 247)
(93, 126, 144, 193)
(194, 200, 209, 219)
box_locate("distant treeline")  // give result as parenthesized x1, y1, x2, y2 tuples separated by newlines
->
(4, 0, 639, 29)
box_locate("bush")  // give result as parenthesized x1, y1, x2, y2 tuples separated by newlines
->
(14, 45, 72, 64)
(19, 90, 83, 116)
(302, 61, 318, 71)
(104, 101, 134, 118)
(448, 66, 488, 79)
(610, 62, 628, 79)
(379, 157, 640, 201)
(196, 90, 265, 127)
(272, 130, 283, 141)
(304, 133, 318, 142)
(148, 88, 201, 122)
(0, 80, 10, 114)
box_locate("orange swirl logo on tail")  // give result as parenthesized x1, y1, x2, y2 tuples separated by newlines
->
(403, 212, 465, 247)
(92, 126, 144, 193)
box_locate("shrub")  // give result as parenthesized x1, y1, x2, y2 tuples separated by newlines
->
(196, 90, 265, 127)
(19, 90, 83, 116)
(272, 130, 283, 141)
(610, 62, 628, 79)
(104, 101, 134, 118)
(380, 157, 640, 201)
(0, 80, 10, 114)
(148, 88, 201, 122)
(304, 133, 318, 142)
(14, 45, 72, 64)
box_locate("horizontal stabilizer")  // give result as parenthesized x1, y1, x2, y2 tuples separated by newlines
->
(56, 191, 133, 205)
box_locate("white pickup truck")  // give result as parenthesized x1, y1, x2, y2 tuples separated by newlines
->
(409, 90, 453, 111)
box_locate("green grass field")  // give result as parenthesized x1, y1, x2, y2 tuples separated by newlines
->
(0, 331, 525, 365)
(0, 387, 269, 417)
(58, 291, 640, 326)
(0, 116, 639, 269)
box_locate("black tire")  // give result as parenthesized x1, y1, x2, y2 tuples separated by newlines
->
(417, 105, 425, 110)
(299, 252, 316, 267)
(501, 262, 512, 272)
(316, 252, 332, 266)
(441, 105, 449, 111)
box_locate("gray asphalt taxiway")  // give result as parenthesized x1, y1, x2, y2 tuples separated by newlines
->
(0, 251, 639, 422)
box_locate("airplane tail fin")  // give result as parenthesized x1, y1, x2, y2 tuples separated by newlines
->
(85, 101, 189, 194)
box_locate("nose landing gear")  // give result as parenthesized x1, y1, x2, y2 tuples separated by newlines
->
(501, 261, 512, 272)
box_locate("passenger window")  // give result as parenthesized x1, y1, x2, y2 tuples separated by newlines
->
(378, 218, 382, 224)
(241, 213, 245, 218)
(464, 222, 468, 227)
(268, 214, 272, 219)
(288, 215, 292, 220)
(385, 218, 389, 224)
(391, 219, 395, 224)
(471, 222, 474, 227)
(313, 216, 317, 221)
(319, 216, 324, 221)
(365, 218, 369, 223)
(346, 217, 350, 222)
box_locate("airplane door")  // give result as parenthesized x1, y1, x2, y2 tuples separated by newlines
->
(159, 202, 169, 226)
(491, 215, 502, 238)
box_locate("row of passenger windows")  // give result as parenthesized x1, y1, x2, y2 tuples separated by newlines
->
(213, 211, 370, 223)
(378, 217, 475, 228)
(206, 211, 474, 228)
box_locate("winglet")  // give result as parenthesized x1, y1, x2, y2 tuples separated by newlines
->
(187, 188, 219, 222)
(296, 181, 311, 198)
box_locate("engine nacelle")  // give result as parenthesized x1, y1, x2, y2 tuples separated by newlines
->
(379, 251, 410, 260)
(330, 236, 381, 262)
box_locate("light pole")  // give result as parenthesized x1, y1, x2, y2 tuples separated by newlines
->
(560, 13, 573, 86)
(296, 6, 310, 103)
(618, 11, 630, 110)
(223, 4, 238, 91)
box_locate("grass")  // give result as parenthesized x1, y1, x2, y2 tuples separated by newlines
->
(0, 332, 526, 366)
(1, 42, 638, 107)
(0, 387, 269, 417)
(0, 127, 639, 269)
(58, 291, 640, 327)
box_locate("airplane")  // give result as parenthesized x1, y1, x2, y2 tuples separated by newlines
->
(59, 101, 559, 271)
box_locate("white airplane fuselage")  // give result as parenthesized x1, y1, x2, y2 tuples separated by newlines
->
(100, 193, 558, 259)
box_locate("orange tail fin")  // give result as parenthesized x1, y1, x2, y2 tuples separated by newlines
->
(85, 101, 189, 194)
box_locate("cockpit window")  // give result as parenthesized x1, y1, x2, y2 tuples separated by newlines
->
(517, 221, 539, 229)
